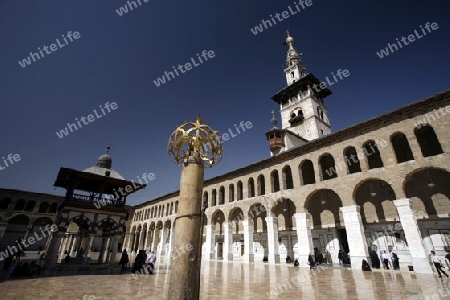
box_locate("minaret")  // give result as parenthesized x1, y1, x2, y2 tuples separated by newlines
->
(270, 31, 332, 144)
(284, 30, 306, 85)
(265, 110, 285, 156)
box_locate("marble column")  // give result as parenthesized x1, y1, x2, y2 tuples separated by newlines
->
(145, 230, 153, 251)
(84, 235, 95, 263)
(109, 235, 120, 265)
(151, 229, 158, 252)
(393, 199, 433, 274)
(265, 217, 280, 264)
(159, 228, 167, 257)
(104, 237, 112, 262)
(205, 224, 215, 260)
(243, 219, 254, 263)
(294, 213, 314, 267)
(168, 226, 175, 259)
(98, 236, 108, 263)
(223, 222, 233, 261)
(133, 232, 140, 252)
(45, 231, 65, 268)
(139, 230, 146, 250)
(339, 205, 369, 269)
(128, 232, 135, 252)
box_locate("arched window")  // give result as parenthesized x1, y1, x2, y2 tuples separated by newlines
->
(48, 203, 58, 214)
(228, 184, 234, 202)
(219, 186, 225, 205)
(344, 147, 361, 174)
(317, 107, 324, 120)
(299, 160, 315, 185)
(237, 181, 243, 200)
(319, 154, 337, 180)
(391, 132, 414, 163)
(282, 166, 294, 189)
(0, 198, 11, 210)
(24, 200, 36, 212)
(212, 189, 217, 206)
(271, 170, 280, 192)
(203, 192, 209, 208)
(14, 199, 25, 211)
(248, 178, 255, 198)
(257, 175, 265, 196)
(38, 202, 49, 213)
(414, 125, 443, 157)
(363, 140, 384, 169)
(175, 201, 179, 213)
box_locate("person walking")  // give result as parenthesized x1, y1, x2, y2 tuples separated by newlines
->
(445, 249, 450, 269)
(381, 251, 390, 270)
(146, 251, 157, 274)
(430, 250, 449, 278)
(119, 249, 129, 274)
(338, 250, 344, 266)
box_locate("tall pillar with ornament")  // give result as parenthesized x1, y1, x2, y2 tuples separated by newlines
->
(167, 117, 223, 300)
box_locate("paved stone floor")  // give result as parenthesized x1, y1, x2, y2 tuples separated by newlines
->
(1, 260, 449, 299)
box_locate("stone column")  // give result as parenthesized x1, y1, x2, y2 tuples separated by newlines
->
(133, 232, 140, 252)
(294, 213, 314, 267)
(393, 199, 433, 274)
(168, 226, 175, 258)
(128, 232, 135, 252)
(98, 236, 108, 264)
(84, 235, 95, 263)
(70, 235, 79, 256)
(109, 235, 120, 265)
(339, 205, 369, 269)
(151, 229, 158, 252)
(243, 219, 254, 263)
(204, 224, 215, 260)
(145, 230, 153, 250)
(223, 222, 233, 261)
(168, 155, 204, 300)
(159, 228, 167, 257)
(104, 237, 112, 262)
(45, 231, 65, 268)
(265, 217, 280, 264)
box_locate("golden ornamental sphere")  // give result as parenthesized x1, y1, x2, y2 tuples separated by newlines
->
(168, 117, 223, 168)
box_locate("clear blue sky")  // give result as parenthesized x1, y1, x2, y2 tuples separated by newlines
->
(1, 0, 449, 206)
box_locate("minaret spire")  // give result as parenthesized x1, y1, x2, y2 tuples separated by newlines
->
(284, 31, 306, 85)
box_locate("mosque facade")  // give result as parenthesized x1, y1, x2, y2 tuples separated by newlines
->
(0, 33, 449, 274)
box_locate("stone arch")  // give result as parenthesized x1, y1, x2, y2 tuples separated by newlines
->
(363, 140, 383, 169)
(319, 153, 337, 180)
(354, 178, 397, 223)
(0, 197, 11, 210)
(390, 132, 414, 163)
(270, 170, 280, 192)
(305, 189, 343, 228)
(48, 203, 58, 214)
(69, 215, 92, 232)
(282, 165, 294, 189)
(8, 214, 29, 225)
(38, 202, 49, 213)
(219, 186, 225, 205)
(299, 160, 315, 185)
(228, 184, 235, 202)
(24, 200, 36, 212)
(414, 124, 443, 157)
(237, 181, 243, 200)
(212, 210, 225, 234)
(248, 178, 255, 198)
(229, 207, 245, 234)
(257, 174, 265, 196)
(343, 146, 361, 174)
(212, 189, 217, 206)
(248, 203, 267, 232)
(404, 168, 450, 218)
(271, 198, 296, 230)
(14, 199, 25, 211)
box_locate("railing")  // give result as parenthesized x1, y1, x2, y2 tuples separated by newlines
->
(69, 193, 126, 206)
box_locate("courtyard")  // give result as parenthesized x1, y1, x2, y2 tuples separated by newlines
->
(1, 260, 449, 299)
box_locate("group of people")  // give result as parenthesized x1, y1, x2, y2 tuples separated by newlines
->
(2, 239, 44, 277)
(367, 249, 399, 270)
(430, 250, 450, 278)
(119, 249, 157, 275)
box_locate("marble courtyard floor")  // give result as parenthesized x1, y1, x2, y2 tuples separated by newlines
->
(1, 260, 449, 300)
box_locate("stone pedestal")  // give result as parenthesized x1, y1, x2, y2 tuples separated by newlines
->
(339, 205, 369, 269)
(294, 213, 314, 267)
(265, 217, 280, 264)
(168, 157, 204, 300)
(393, 199, 433, 274)
(243, 220, 254, 263)
(223, 222, 234, 261)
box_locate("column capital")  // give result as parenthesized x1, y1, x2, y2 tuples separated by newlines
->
(339, 205, 361, 214)
(393, 198, 411, 208)
(264, 216, 277, 224)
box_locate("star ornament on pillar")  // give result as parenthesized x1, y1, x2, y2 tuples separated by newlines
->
(168, 116, 223, 168)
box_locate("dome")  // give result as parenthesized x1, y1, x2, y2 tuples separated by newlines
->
(286, 36, 294, 44)
(96, 153, 112, 169)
